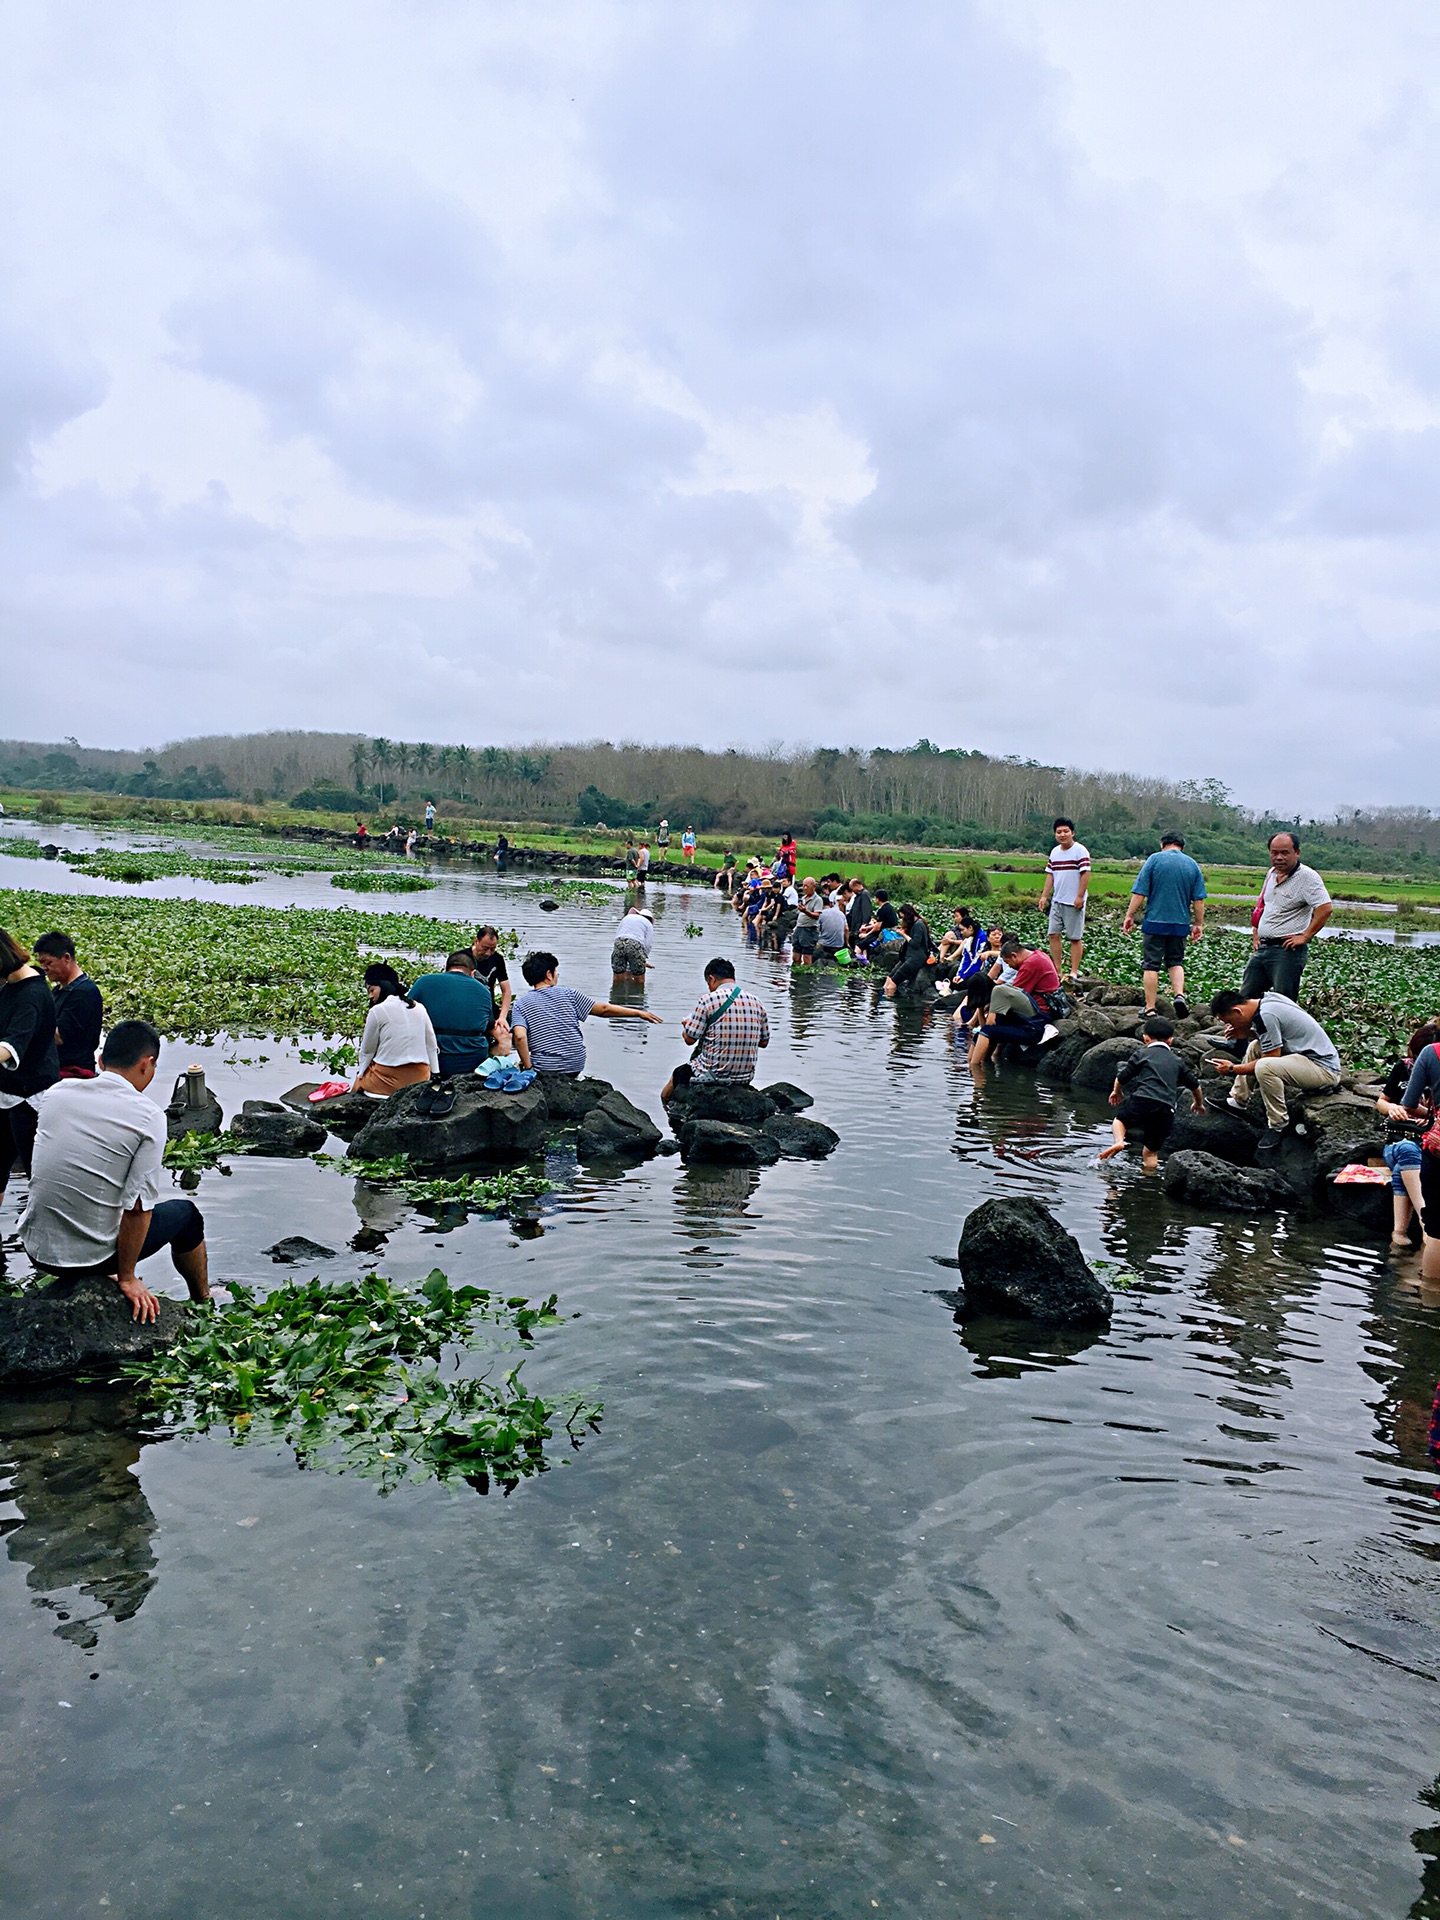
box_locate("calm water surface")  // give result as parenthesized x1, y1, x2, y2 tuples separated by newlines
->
(1, 832, 1438, 1918)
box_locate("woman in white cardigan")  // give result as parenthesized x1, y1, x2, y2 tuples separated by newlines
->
(352, 963, 439, 1097)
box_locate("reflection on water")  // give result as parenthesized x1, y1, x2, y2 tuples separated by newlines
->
(0, 1390, 157, 1649)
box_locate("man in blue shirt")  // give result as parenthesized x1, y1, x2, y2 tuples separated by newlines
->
(1122, 832, 1207, 1018)
(409, 952, 494, 1078)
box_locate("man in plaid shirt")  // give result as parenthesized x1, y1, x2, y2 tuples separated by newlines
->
(661, 958, 770, 1102)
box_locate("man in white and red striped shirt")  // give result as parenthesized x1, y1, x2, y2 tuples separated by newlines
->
(1038, 817, 1090, 982)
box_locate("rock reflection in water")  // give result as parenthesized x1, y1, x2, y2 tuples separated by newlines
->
(0, 1388, 158, 1648)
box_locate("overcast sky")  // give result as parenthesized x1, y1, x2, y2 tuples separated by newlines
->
(3, 2, 1438, 814)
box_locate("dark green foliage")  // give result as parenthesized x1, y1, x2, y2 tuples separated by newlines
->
(124, 1269, 600, 1492)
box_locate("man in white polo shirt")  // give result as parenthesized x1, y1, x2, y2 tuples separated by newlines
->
(1241, 831, 1332, 1002)
(21, 1019, 212, 1322)
(1038, 817, 1090, 982)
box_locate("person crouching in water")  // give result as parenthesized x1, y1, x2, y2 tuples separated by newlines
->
(351, 964, 439, 1097)
(1100, 1015, 1205, 1172)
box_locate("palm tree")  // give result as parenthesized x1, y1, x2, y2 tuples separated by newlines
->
(349, 740, 371, 794)
(371, 737, 394, 805)
(435, 745, 453, 794)
(414, 742, 434, 788)
(453, 744, 473, 803)
(395, 741, 413, 795)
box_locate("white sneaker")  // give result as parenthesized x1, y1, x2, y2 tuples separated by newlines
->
(1040, 1023, 1060, 1045)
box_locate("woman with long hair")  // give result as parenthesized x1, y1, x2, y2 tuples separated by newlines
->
(0, 927, 61, 1200)
(351, 963, 439, 1097)
(883, 903, 936, 997)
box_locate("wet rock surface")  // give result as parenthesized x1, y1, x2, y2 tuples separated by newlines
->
(762, 1113, 841, 1159)
(349, 1079, 548, 1165)
(956, 1196, 1113, 1327)
(281, 1083, 377, 1136)
(266, 1236, 338, 1263)
(0, 1274, 188, 1388)
(1162, 1150, 1296, 1212)
(534, 1073, 614, 1122)
(679, 1119, 783, 1167)
(577, 1091, 664, 1161)
(230, 1100, 327, 1156)
(665, 1079, 838, 1166)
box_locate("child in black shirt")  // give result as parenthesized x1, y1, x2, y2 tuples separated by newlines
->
(1100, 1016, 1204, 1172)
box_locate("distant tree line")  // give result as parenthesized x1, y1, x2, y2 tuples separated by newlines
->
(3, 731, 1439, 873)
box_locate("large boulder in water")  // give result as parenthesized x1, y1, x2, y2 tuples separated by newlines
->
(1162, 1105, 1260, 1166)
(281, 1083, 378, 1137)
(679, 1119, 782, 1167)
(666, 1081, 775, 1127)
(0, 1273, 188, 1388)
(1162, 1149, 1295, 1212)
(533, 1072, 613, 1122)
(1071, 1036, 1143, 1092)
(576, 1091, 664, 1161)
(762, 1113, 840, 1158)
(349, 1079, 547, 1165)
(230, 1100, 327, 1156)
(956, 1197, 1112, 1327)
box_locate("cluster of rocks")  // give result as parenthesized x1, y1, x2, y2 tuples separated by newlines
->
(983, 978, 1393, 1230)
(253, 820, 712, 884)
(661, 1079, 839, 1167)
(0, 1272, 189, 1389)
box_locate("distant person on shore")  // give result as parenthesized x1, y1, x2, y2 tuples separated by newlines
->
(1241, 832, 1332, 1002)
(355, 819, 369, 848)
(494, 832, 509, 872)
(715, 850, 737, 894)
(611, 904, 654, 983)
(404, 828, 418, 857)
(1038, 817, 1090, 982)
(1208, 988, 1341, 1159)
(656, 820, 670, 857)
(681, 827, 696, 864)
(409, 952, 494, 1079)
(661, 957, 769, 1102)
(20, 1019, 213, 1322)
(775, 832, 798, 881)
(424, 799, 436, 830)
(511, 951, 662, 1076)
(1099, 1015, 1205, 1172)
(469, 927, 513, 1025)
(1122, 832, 1207, 1017)
(351, 964, 438, 1098)
(33, 930, 103, 1077)
(0, 928, 61, 1206)
(967, 937, 1060, 1067)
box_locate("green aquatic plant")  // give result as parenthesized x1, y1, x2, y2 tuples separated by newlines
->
(1091, 1258, 1140, 1291)
(123, 1269, 600, 1492)
(163, 1130, 243, 1170)
(317, 1154, 552, 1213)
(525, 877, 626, 901)
(0, 837, 46, 860)
(328, 872, 436, 893)
(684, 922, 704, 937)
(62, 847, 265, 885)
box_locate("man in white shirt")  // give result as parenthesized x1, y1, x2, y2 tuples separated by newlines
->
(1240, 831, 1332, 1002)
(1038, 817, 1090, 982)
(20, 1020, 211, 1323)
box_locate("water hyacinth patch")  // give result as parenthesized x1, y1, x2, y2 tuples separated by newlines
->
(328, 872, 436, 893)
(525, 877, 626, 901)
(124, 1269, 600, 1493)
(318, 1156, 552, 1214)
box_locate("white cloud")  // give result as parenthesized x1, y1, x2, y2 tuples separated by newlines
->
(1, 0, 1439, 809)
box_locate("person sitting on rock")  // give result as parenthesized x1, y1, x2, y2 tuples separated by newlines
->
(1375, 1022, 1440, 1249)
(610, 904, 654, 983)
(1207, 987, 1341, 1160)
(33, 930, 104, 1078)
(1376, 1024, 1440, 1279)
(661, 958, 770, 1103)
(511, 951, 662, 1077)
(1099, 1015, 1205, 1172)
(816, 896, 849, 963)
(20, 1019, 212, 1323)
(967, 937, 1061, 1068)
(409, 952, 494, 1080)
(882, 904, 936, 997)
(351, 964, 439, 1098)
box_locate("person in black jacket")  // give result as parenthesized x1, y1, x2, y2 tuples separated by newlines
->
(33, 930, 104, 1077)
(1099, 1016, 1204, 1172)
(0, 927, 62, 1200)
(882, 904, 935, 997)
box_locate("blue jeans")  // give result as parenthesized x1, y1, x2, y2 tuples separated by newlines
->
(1385, 1139, 1424, 1193)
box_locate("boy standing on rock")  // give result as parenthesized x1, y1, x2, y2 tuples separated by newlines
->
(1100, 1016, 1205, 1172)
(1038, 818, 1090, 982)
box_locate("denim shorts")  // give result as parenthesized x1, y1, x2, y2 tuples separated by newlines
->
(1384, 1138, 1424, 1192)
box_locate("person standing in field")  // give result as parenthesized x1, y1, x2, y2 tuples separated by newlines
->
(656, 820, 670, 857)
(32, 930, 104, 1077)
(681, 827, 696, 864)
(424, 799, 436, 830)
(1122, 832, 1207, 1017)
(1037, 817, 1090, 982)
(1241, 832, 1332, 1002)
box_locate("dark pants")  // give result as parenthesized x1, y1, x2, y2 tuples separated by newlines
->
(45, 1199, 205, 1282)
(1241, 940, 1309, 1001)
(1119, 1097, 1175, 1151)
(1420, 1153, 1440, 1241)
(0, 1104, 39, 1187)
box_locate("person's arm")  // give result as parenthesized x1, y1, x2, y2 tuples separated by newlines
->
(1286, 899, 1332, 949)
(512, 1017, 531, 1070)
(681, 1002, 706, 1045)
(355, 1004, 384, 1079)
(592, 1003, 663, 1023)
(114, 1199, 160, 1322)
(419, 1007, 439, 1074)
(1074, 852, 1090, 909)
(1177, 1060, 1205, 1110)
(1211, 1047, 1281, 1079)
(1191, 899, 1206, 941)
(1122, 891, 1145, 935)
(1038, 861, 1053, 912)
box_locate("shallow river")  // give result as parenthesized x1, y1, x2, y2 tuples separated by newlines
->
(1, 829, 1439, 1919)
